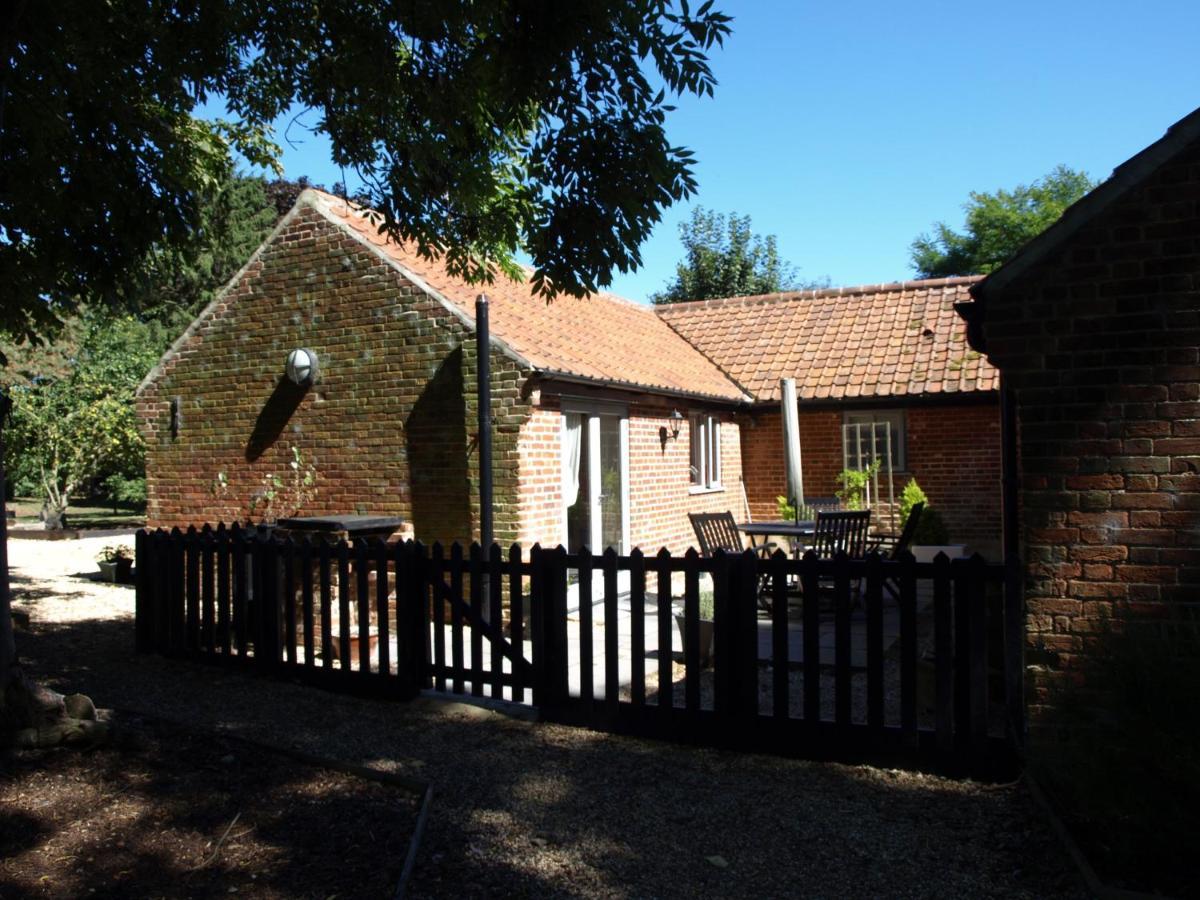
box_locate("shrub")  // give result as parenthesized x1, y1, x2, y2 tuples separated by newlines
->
(898, 478, 951, 544)
(775, 495, 796, 521)
(899, 478, 927, 527)
(913, 508, 950, 544)
(103, 473, 147, 507)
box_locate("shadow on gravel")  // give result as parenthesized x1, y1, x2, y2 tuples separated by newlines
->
(0, 712, 417, 899)
(13, 615, 1086, 900)
(10, 573, 90, 608)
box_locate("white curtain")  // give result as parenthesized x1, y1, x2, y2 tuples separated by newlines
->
(562, 413, 582, 507)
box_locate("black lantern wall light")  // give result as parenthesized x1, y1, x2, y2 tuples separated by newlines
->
(659, 408, 685, 450)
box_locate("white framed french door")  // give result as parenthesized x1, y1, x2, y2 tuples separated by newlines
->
(560, 401, 630, 555)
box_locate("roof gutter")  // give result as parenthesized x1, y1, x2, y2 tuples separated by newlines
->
(745, 389, 999, 412)
(533, 369, 751, 407)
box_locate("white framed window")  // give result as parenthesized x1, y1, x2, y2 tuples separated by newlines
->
(843, 409, 906, 471)
(689, 414, 722, 489)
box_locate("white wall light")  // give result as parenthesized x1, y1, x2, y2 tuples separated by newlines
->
(285, 348, 320, 386)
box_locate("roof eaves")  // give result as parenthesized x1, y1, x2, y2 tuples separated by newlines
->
(537, 368, 750, 405)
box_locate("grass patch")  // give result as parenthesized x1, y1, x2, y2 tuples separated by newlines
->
(8, 496, 145, 530)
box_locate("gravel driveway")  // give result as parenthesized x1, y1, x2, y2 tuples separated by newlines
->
(9, 532, 1085, 899)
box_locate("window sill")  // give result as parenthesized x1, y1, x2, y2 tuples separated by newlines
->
(688, 484, 725, 496)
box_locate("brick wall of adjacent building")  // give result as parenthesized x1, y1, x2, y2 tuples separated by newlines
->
(137, 201, 531, 548)
(978, 141, 1200, 714)
(739, 403, 1002, 554)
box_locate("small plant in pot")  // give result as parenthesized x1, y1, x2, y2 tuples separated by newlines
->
(675, 588, 716, 667)
(96, 544, 134, 583)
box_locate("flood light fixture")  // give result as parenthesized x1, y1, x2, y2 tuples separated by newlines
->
(285, 348, 319, 386)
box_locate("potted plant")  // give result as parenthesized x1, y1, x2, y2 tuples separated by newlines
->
(675, 587, 716, 667)
(776, 495, 796, 521)
(900, 479, 969, 562)
(835, 460, 881, 510)
(96, 544, 134, 583)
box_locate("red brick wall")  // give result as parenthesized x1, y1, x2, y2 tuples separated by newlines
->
(137, 201, 530, 547)
(627, 402, 744, 555)
(515, 395, 744, 555)
(517, 396, 565, 548)
(741, 410, 841, 521)
(739, 403, 1002, 554)
(979, 140, 1200, 712)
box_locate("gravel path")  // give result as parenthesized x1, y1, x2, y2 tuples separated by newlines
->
(9, 533, 1085, 899)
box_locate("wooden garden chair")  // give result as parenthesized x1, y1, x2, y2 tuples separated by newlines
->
(687, 511, 776, 612)
(810, 509, 872, 559)
(802, 509, 872, 610)
(869, 501, 924, 601)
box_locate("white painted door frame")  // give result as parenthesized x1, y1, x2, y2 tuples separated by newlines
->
(559, 399, 630, 554)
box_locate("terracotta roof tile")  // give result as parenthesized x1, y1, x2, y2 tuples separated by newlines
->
(657, 278, 998, 402)
(310, 191, 746, 402)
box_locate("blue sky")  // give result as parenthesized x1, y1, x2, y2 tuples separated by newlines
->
(206, 1, 1200, 303)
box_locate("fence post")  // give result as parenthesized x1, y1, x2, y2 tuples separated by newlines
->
(168, 527, 185, 655)
(530, 544, 568, 712)
(549, 546, 569, 707)
(256, 532, 282, 668)
(134, 529, 152, 653)
(736, 550, 759, 720)
(1004, 554, 1025, 748)
(712, 550, 735, 718)
(396, 540, 429, 697)
(530, 545, 546, 708)
(405, 540, 431, 694)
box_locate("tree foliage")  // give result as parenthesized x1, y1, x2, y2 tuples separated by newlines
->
(910, 165, 1098, 278)
(651, 207, 821, 303)
(2, 1, 732, 347)
(117, 173, 283, 332)
(5, 314, 167, 526)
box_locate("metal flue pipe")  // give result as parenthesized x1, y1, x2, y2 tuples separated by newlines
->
(781, 378, 804, 516)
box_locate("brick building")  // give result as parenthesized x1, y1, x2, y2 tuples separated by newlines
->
(959, 107, 1200, 713)
(138, 189, 1002, 556)
(659, 279, 1002, 554)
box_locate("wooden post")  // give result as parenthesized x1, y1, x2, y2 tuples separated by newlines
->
(257, 532, 282, 668)
(629, 549, 646, 707)
(134, 528, 152, 653)
(736, 550, 760, 720)
(801, 551, 820, 723)
(712, 550, 734, 718)
(508, 543, 524, 702)
(550, 546, 569, 707)
(412, 541, 431, 693)
(529, 544, 546, 707)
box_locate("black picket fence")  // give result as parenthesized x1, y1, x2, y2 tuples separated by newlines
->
(136, 525, 1021, 776)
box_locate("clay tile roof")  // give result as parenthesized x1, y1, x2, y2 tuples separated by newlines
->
(310, 191, 747, 403)
(657, 278, 998, 402)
